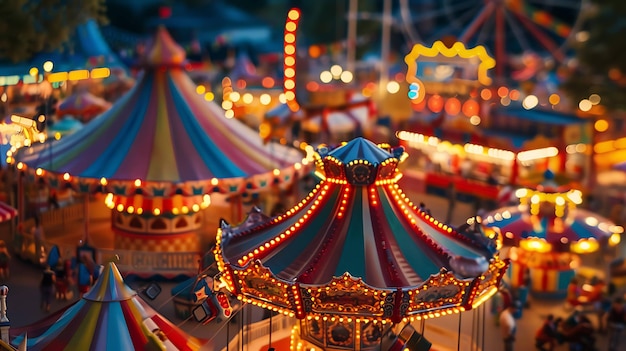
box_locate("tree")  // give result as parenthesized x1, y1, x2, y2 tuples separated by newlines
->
(561, 0, 626, 111)
(0, 0, 107, 63)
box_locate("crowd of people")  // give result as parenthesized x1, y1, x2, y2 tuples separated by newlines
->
(497, 295, 626, 351)
(39, 250, 101, 313)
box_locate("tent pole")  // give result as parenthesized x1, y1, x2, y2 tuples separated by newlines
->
(17, 168, 23, 233)
(82, 193, 89, 244)
(269, 312, 272, 348)
(457, 312, 462, 351)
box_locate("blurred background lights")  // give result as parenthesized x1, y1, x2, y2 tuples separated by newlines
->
(42, 61, 54, 72)
(340, 70, 353, 83)
(320, 71, 332, 83)
(386, 81, 400, 94)
(330, 64, 343, 78)
(578, 99, 592, 112)
(595, 119, 609, 132)
(522, 95, 538, 109)
(549, 94, 560, 105)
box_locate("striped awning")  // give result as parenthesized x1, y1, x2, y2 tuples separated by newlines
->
(0, 202, 17, 223)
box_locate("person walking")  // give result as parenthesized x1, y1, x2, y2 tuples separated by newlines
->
(607, 297, 626, 351)
(32, 216, 45, 262)
(40, 265, 56, 312)
(0, 241, 10, 280)
(535, 314, 560, 351)
(500, 302, 520, 351)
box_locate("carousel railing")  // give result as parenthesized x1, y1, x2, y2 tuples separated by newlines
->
(39, 202, 84, 228)
(221, 313, 294, 351)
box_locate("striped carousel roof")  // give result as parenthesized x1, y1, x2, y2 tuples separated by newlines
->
(12, 262, 206, 351)
(215, 138, 507, 321)
(483, 205, 623, 252)
(16, 27, 306, 196)
(0, 202, 17, 223)
(482, 171, 624, 253)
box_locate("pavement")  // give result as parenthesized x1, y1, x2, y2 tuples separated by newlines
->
(0, 189, 625, 350)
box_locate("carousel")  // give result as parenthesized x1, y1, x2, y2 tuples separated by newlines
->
(12, 27, 312, 256)
(10, 261, 207, 350)
(482, 170, 623, 300)
(214, 137, 508, 351)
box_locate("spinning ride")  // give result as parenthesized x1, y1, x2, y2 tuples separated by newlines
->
(482, 171, 623, 299)
(402, 0, 589, 78)
(215, 137, 508, 350)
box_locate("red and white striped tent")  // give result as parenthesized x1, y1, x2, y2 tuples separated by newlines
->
(0, 202, 17, 223)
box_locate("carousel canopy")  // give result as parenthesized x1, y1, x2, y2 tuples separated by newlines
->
(482, 176, 624, 254)
(11, 261, 206, 351)
(0, 201, 17, 223)
(215, 137, 507, 322)
(16, 27, 308, 198)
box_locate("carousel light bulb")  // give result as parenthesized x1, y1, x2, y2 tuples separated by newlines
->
(100, 177, 107, 186)
(134, 179, 141, 187)
(609, 233, 621, 246)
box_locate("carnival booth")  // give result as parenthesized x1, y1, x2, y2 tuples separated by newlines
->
(482, 171, 623, 300)
(10, 261, 207, 350)
(47, 115, 83, 138)
(14, 27, 312, 262)
(261, 92, 376, 145)
(399, 41, 592, 200)
(0, 202, 17, 223)
(214, 137, 508, 351)
(57, 90, 111, 122)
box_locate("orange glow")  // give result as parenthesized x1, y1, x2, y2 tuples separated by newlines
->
(480, 88, 492, 100)
(262, 77, 275, 88)
(462, 99, 479, 117)
(497, 86, 509, 98)
(411, 98, 427, 111)
(306, 81, 319, 91)
(309, 45, 321, 58)
(283, 8, 300, 112)
(444, 98, 461, 115)
(427, 95, 444, 113)
(509, 89, 520, 101)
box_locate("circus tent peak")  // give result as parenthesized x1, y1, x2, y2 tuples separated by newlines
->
(215, 137, 507, 321)
(82, 261, 136, 302)
(140, 26, 187, 67)
(11, 261, 206, 351)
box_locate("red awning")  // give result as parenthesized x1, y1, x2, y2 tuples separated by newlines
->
(0, 202, 17, 223)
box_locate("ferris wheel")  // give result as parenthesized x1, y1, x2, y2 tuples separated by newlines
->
(400, 0, 590, 78)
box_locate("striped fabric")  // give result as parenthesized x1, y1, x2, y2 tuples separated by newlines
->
(0, 202, 17, 223)
(12, 262, 206, 351)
